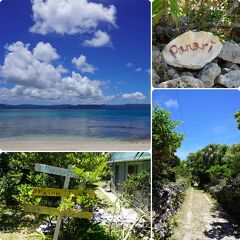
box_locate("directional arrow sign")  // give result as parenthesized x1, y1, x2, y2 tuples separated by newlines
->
(31, 187, 95, 197)
(35, 163, 77, 178)
(24, 205, 92, 219)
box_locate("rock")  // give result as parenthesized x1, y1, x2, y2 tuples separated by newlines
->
(162, 31, 222, 69)
(164, 68, 180, 80)
(222, 68, 231, 74)
(152, 69, 160, 85)
(152, 46, 162, 70)
(158, 76, 205, 88)
(216, 70, 240, 88)
(198, 63, 221, 87)
(218, 41, 240, 64)
(153, 184, 185, 239)
(221, 62, 240, 71)
(181, 72, 194, 77)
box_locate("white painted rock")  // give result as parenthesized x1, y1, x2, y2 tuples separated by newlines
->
(162, 31, 222, 70)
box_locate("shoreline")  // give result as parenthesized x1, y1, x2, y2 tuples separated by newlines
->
(0, 137, 150, 151)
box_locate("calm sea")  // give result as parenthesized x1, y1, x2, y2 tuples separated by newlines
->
(0, 109, 150, 140)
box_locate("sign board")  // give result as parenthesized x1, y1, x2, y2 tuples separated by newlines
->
(31, 187, 95, 197)
(24, 205, 92, 220)
(162, 31, 222, 69)
(35, 163, 77, 178)
(28, 163, 95, 240)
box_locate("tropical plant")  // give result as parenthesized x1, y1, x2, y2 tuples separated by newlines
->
(152, 106, 184, 183)
(235, 110, 240, 130)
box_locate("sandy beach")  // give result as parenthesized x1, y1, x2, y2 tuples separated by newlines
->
(0, 137, 150, 151)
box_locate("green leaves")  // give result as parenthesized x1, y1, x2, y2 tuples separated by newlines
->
(152, 0, 182, 27)
(234, 110, 240, 130)
(187, 143, 240, 185)
(152, 106, 184, 183)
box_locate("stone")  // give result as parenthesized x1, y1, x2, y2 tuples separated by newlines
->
(216, 70, 240, 88)
(164, 68, 180, 80)
(152, 46, 162, 70)
(198, 63, 221, 87)
(221, 62, 240, 71)
(152, 69, 160, 85)
(222, 68, 231, 74)
(162, 31, 222, 69)
(181, 72, 194, 77)
(218, 41, 240, 64)
(158, 76, 205, 88)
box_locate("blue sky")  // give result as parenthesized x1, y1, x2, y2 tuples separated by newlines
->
(153, 90, 240, 160)
(0, 0, 150, 105)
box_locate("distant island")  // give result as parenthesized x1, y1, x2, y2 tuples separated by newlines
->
(0, 104, 150, 110)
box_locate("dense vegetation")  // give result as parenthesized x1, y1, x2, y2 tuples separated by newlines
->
(152, 105, 184, 184)
(0, 152, 140, 240)
(152, 106, 187, 239)
(153, 0, 240, 47)
(235, 110, 240, 129)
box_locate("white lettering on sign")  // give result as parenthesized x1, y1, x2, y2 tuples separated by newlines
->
(35, 163, 77, 178)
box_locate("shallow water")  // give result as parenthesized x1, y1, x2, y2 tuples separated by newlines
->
(0, 109, 150, 140)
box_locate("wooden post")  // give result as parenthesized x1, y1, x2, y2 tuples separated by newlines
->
(53, 165, 72, 240)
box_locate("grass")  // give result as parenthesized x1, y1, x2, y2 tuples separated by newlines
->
(0, 203, 49, 240)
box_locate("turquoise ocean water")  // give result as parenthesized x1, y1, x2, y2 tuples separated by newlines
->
(0, 109, 150, 141)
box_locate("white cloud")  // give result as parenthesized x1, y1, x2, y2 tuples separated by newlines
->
(61, 71, 103, 98)
(72, 55, 96, 73)
(30, 0, 116, 35)
(164, 99, 179, 108)
(0, 41, 63, 88)
(0, 42, 113, 102)
(135, 67, 142, 72)
(121, 92, 146, 101)
(126, 62, 134, 67)
(33, 42, 59, 62)
(0, 72, 114, 102)
(83, 30, 111, 47)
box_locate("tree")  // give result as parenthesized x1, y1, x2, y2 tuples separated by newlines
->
(0, 153, 109, 206)
(186, 144, 228, 185)
(152, 106, 184, 183)
(222, 144, 240, 177)
(235, 110, 240, 130)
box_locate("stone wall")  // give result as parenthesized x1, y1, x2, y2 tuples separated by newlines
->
(215, 178, 240, 223)
(153, 183, 185, 239)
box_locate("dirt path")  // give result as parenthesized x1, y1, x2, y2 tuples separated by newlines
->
(170, 187, 240, 240)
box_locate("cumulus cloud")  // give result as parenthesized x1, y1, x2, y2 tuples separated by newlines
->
(121, 92, 146, 101)
(135, 67, 142, 72)
(83, 31, 111, 47)
(0, 41, 113, 102)
(164, 99, 179, 108)
(72, 55, 96, 73)
(33, 42, 59, 62)
(30, 0, 116, 35)
(0, 41, 63, 88)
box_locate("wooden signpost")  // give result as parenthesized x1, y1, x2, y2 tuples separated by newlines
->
(31, 187, 95, 197)
(24, 163, 95, 240)
(24, 205, 92, 219)
(35, 163, 78, 178)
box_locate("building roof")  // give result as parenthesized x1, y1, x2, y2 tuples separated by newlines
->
(109, 152, 150, 163)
